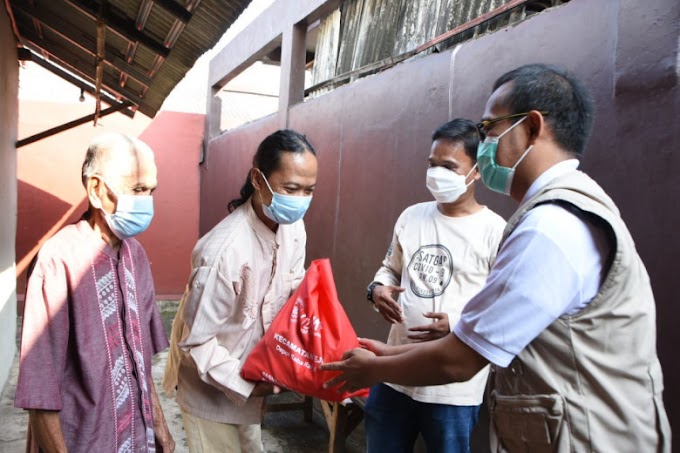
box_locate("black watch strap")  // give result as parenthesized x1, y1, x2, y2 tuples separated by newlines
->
(366, 281, 383, 303)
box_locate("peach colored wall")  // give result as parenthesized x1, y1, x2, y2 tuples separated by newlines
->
(16, 101, 201, 300)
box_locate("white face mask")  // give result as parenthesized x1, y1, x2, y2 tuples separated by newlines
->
(426, 164, 477, 204)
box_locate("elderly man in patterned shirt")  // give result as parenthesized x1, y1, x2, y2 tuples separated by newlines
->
(15, 133, 174, 453)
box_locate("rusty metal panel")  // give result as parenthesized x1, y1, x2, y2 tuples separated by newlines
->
(311, 0, 567, 88)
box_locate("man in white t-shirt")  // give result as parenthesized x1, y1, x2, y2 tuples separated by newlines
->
(364, 119, 506, 453)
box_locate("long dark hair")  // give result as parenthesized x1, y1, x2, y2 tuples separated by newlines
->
(228, 129, 316, 212)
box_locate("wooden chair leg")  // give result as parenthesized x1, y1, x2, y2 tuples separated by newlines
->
(329, 402, 348, 453)
(303, 395, 313, 422)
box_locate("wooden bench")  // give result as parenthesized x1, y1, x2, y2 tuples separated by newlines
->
(320, 397, 367, 453)
(263, 393, 314, 422)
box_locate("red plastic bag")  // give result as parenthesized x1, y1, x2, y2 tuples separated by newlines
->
(241, 259, 369, 402)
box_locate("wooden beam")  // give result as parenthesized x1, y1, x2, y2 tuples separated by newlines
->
(16, 102, 133, 148)
(153, 0, 192, 23)
(94, 19, 106, 123)
(27, 50, 135, 118)
(12, 1, 153, 87)
(64, 0, 170, 58)
(19, 32, 145, 105)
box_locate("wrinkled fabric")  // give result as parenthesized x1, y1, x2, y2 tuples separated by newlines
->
(15, 219, 169, 453)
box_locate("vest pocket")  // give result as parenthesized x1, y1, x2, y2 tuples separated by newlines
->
(490, 391, 569, 452)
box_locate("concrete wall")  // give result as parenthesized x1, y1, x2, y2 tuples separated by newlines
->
(0, 8, 19, 391)
(16, 96, 201, 301)
(202, 0, 680, 442)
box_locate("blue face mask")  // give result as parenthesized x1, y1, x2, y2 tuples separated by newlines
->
(259, 171, 312, 225)
(96, 178, 154, 239)
(477, 116, 533, 195)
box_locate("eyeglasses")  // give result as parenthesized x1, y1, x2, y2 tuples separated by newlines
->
(476, 111, 549, 138)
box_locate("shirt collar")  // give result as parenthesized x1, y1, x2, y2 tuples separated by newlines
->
(521, 159, 580, 205)
(75, 217, 120, 259)
(244, 196, 280, 244)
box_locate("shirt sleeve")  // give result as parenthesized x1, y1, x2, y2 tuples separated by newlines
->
(453, 205, 596, 367)
(373, 211, 406, 287)
(178, 266, 255, 405)
(15, 255, 70, 411)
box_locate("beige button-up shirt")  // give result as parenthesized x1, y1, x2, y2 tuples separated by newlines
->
(163, 198, 306, 424)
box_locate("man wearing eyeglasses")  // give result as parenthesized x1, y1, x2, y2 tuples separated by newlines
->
(322, 64, 671, 452)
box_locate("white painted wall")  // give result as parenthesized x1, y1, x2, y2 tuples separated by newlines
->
(0, 7, 19, 392)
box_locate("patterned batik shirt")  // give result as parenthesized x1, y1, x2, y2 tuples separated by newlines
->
(15, 219, 169, 453)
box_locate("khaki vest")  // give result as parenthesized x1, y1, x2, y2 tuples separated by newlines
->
(489, 170, 671, 452)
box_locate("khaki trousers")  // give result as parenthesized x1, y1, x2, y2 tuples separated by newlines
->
(180, 408, 264, 453)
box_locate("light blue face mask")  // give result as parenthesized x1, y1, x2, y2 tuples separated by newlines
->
(96, 178, 154, 239)
(259, 171, 312, 225)
(477, 116, 533, 195)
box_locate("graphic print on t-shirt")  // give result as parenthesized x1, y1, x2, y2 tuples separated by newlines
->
(407, 244, 453, 298)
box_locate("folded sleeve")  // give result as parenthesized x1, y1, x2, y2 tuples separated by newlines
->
(15, 255, 70, 411)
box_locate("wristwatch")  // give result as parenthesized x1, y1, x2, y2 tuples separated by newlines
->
(366, 281, 383, 303)
(366, 281, 383, 313)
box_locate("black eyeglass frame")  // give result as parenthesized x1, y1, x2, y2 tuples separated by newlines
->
(476, 111, 549, 138)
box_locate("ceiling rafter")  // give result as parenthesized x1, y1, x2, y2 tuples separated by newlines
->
(27, 50, 135, 118)
(9, 0, 253, 118)
(20, 33, 146, 106)
(152, 0, 192, 23)
(63, 0, 171, 58)
(12, 1, 153, 87)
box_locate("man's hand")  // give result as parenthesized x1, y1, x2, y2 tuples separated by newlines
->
(28, 410, 68, 453)
(251, 381, 282, 397)
(321, 347, 377, 393)
(150, 381, 175, 453)
(372, 285, 405, 324)
(359, 337, 390, 356)
(407, 312, 450, 342)
(154, 425, 175, 453)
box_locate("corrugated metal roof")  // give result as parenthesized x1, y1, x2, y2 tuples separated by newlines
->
(8, 0, 252, 118)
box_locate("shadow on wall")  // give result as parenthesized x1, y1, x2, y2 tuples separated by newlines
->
(15, 179, 87, 306)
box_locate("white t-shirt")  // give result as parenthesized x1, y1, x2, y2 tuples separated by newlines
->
(454, 160, 612, 368)
(374, 201, 506, 405)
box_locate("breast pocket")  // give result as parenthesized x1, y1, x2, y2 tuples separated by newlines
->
(489, 391, 570, 453)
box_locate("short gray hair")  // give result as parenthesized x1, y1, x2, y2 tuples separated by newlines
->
(81, 133, 149, 187)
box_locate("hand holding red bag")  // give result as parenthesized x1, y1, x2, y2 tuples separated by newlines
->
(241, 259, 369, 401)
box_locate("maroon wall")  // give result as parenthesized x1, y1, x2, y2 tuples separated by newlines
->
(137, 111, 203, 299)
(201, 0, 679, 438)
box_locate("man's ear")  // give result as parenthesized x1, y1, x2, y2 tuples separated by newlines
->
(250, 168, 262, 191)
(86, 176, 104, 209)
(472, 164, 482, 181)
(526, 110, 545, 144)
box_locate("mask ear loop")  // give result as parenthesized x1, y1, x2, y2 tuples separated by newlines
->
(256, 169, 275, 197)
(512, 145, 534, 171)
(90, 175, 116, 210)
(463, 163, 478, 186)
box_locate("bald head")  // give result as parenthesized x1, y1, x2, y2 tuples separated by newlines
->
(82, 133, 155, 190)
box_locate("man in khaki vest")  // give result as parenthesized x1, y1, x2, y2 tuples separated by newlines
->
(322, 64, 671, 452)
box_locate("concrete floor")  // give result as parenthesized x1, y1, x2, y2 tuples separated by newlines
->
(0, 350, 367, 453)
(0, 307, 367, 453)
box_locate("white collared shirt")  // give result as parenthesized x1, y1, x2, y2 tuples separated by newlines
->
(454, 160, 612, 367)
